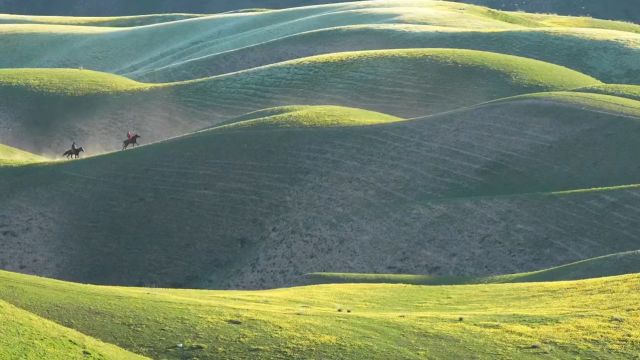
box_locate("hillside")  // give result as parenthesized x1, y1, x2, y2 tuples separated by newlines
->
(0, 49, 599, 155)
(0, 13, 206, 27)
(2, 2, 640, 84)
(0, 143, 45, 165)
(0, 270, 638, 359)
(2, 96, 640, 289)
(305, 250, 640, 285)
(0, 300, 146, 360)
(459, 0, 640, 24)
(0, 0, 355, 16)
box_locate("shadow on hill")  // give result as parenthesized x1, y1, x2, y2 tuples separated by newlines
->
(2, 97, 640, 289)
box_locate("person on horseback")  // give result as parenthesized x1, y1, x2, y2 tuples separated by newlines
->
(71, 141, 77, 152)
(123, 131, 141, 150)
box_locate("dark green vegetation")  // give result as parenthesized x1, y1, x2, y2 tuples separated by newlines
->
(1, 270, 639, 360)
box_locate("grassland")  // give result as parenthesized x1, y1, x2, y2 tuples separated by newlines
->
(0, 2, 639, 359)
(0, 68, 151, 95)
(0, 300, 147, 360)
(305, 251, 640, 285)
(0, 49, 600, 155)
(2, 1, 640, 84)
(215, 105, 403, 129)
(0, 143, 46, 165)
(0, 13, 206, 27)
(2, 95, 640, 289)
(0, 270, 638, 359)
(461, 0, 640, 24)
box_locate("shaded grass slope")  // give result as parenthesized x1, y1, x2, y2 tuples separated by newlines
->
(3, 95, 640, 289)
(0, 13, 206, 27)
(305, 250, 640, 285)
(0, 0, 356, 16)
(0, 300, 147, 360)
(1, 270, 639, 359)
(0, 49, 600, 154)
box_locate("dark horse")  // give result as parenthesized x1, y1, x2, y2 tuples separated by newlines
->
(123, 134, 141, 150)
(63, 147, 84, 159)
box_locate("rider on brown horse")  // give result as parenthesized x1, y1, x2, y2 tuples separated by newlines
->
(123, 131, 141, 150)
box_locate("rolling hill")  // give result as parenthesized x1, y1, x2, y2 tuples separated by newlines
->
(0, 143, 45, 165)
(305, 250, 640, 285)
(0, 300, 146, 360)
(0, 49, 599, 155)
(2, 95, 640, 289)
(1, 1, 640, 358)
(0, 0, 355, 16)
(459, 0, 640, 24)
(0, 270, 638, 359)
(2, 2, 640, 84)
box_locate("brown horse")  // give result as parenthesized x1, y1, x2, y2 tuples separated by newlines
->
(63, 147, 84, 159)
(123, 134, 141, 150)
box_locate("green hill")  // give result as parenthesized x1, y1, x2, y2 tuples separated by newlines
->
(458, 0, 640, 24)
(3, 96, 640, 289)
(578, 84, 640, 101)
(0, 49, 599, 155)
(2, 2, 640, 84)
(0, 13, 206, 27)
(305, 250, 640, 285)
(0, 143, 46, 165)
(0, 300, 147, 360)
(137, 25, 640, 84)
(0, 0, 353, 16)
(0, 270, 639, 359)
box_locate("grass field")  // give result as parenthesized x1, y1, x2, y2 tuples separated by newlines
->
(1, 1, 640, 83)
(0, 49, 601, 155)
(2, 97, 640, 289)
(0, 270, 639, 359)
(0, 300, 146, 360)
(0, 143, 46, 165)
(305, 250, 640, 285)
(1, 1, 640, 358)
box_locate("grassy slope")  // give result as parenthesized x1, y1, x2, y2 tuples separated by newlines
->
(0, 68, 151, 95)
(138, 25, 640, 84)
(459, 0, 640, 24)
(215, 105, 403, 129)
(0, 270, 638, 359)
(3, 95, 640, 289)
(0, 0, 351, 16)
(0, 143, 45, 165)
(0, 13, 206, 27)
(578, 84, 640, 101)
(0, 300, 147, 360)
(305, 250, 640, 285)
(0, 49, 600, 154)
(2, 1, 640, 83)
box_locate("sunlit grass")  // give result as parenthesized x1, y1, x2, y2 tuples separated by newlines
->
(0, 144, 46, 166)
(0, 270, 638, 359)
